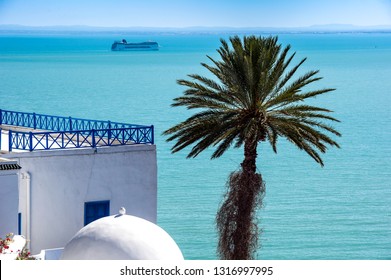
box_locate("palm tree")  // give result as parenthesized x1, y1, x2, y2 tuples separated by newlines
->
(163, 35, 341, 260)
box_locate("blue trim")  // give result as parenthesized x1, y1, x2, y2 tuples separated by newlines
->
(151, 125, 155, 145)
(0, 109, 154, 151)
(8, 129, 12, 152)
(18, 213, 21, 235)
(84, 200, 110, 226)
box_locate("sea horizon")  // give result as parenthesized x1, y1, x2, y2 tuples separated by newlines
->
(2, 23, 391, 34)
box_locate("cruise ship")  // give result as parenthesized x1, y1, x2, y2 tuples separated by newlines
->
(111, 39, 159, 51)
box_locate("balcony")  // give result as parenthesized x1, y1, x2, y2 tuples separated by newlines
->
(0, 109, 154, 152)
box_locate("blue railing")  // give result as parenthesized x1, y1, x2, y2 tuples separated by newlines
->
(0, 109, 154, 151)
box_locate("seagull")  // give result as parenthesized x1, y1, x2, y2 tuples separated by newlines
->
(119, 207, 126, 215)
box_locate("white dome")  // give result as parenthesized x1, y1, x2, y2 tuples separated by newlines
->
(60, 214, 184, 260)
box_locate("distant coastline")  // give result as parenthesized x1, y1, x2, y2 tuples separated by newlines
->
(1, 24, 391, 35)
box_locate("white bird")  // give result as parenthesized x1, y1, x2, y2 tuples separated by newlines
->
(119, 207, 126, 215)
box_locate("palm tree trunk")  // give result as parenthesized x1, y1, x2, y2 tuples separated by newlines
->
(217, 139, 265, 260)
(242, 139, 258, 173)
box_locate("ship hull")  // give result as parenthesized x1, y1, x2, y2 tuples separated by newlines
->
(111, 41, 159, 51)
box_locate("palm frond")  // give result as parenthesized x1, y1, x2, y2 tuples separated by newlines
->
(265, 70, 323, 109)
(163, 35, 340, 165)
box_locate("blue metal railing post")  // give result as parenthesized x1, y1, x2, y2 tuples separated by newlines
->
(108, 121, 111, 144)
(8, 129, 12, 152)
(69, 117, 73, 131)
(151, 125, 154, 144)
(91, 129, 96, 148)
(46, 133, 49, 149)
(29, 132, 33, 151)
(33, 113, 36, 129)
(0, 109, 3, 125)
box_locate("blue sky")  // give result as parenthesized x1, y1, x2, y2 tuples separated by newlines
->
(0, 0, 390, 27)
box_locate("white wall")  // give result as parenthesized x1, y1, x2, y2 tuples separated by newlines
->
(4, 144, 157, 254)
(0, 171, 19, 238)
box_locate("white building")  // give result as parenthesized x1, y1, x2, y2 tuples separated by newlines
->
(0, 109, 157, 254)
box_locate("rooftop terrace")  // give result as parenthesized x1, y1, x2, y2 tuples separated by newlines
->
(0, 109, 154, 153)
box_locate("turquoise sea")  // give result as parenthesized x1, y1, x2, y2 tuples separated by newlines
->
(0, 31, 390, 260)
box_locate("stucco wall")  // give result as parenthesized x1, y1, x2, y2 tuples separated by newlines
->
(0, 171, 19, 238)
(4, 144, 157, 254)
